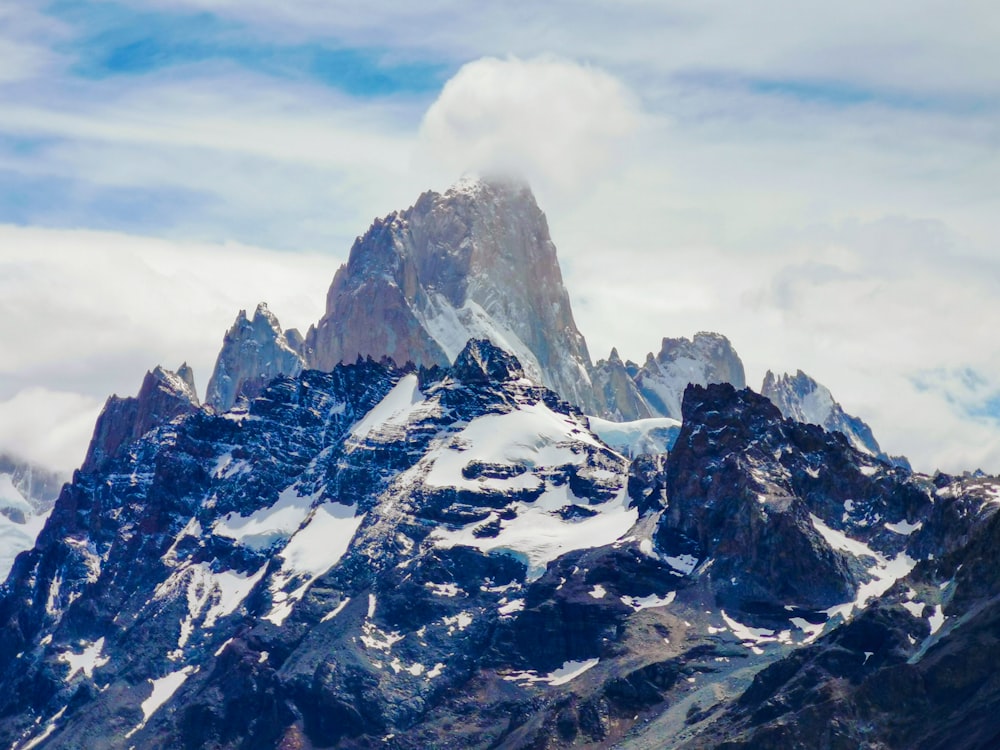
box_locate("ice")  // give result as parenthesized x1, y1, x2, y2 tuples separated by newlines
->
(20, 706, 66, 750)
(60, 637, 109, 680)
(321, 597, 351, 622)
(498, 598, 525, 615)
(415, 294, 546, 385)
(0, 473, 32, 515)
(424, 400, 601, 494)
(0, 515, 45, 580)
(665, 554, 699, 576)
(142, 668, 196, 721)
(548, 658, 600, 686)
(810, 514, 879, 559)
(213, 482, 322, 551)
(155, 562, 266, 648)
(140, 666, 197, 723)
(426, 662, 445, 678)
(425, 582, 462, 597)
(350, 374, 423, 441)
(928, 604, 945, 634)
(589, 584, 607, 599)
(902, 600, 926, 617)
(443, 611, 473, 633)
(426, 399, 634, 580)
(720, 611, 778, 649)
(814, 517, 919, 622)
(587, 416, 681, 457)
(432, 489, 637, 581)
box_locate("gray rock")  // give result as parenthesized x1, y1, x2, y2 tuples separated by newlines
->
(205, 302, 306, 412)
(306, 176, 599, 412)
(633, 332, 746, 419)
(761, 369, 884, 459)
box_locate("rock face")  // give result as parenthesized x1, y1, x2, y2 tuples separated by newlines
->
(592, 348, 654, 421)
(305, 177, 599, 413)
(205, 302, 306, 412)
(761, 369, 883, 458)
(674, 473, 1000, 750)
(81, 364, 201, 472)
(633, 333, 747, 420)
(660, 383, 932, 618)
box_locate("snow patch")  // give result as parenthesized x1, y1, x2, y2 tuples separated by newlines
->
(350, 374, 423, 441)
(587, 416, 680, 457)
(503, 658, 599, 686)
(928, 604, 945, 634)
(620, 592, 675, 611)
(213, 482, 322, 551)
(60, 637, 109, 680)
(885, 519, 922, 535)
(264, 503, 363, 626)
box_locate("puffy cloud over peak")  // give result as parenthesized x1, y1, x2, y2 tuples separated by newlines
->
(417, 56, 642, 198)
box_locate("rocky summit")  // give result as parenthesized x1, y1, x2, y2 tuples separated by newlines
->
(305, 177, 599, 414)
(3, 177, 999, 749)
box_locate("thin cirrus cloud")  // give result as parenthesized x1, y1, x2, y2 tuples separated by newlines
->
(1, 0, 999, 477)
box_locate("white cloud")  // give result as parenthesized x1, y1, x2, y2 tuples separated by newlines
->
(0, 388, 102, 475)
(0, 225, 338, 472)
(416, 56, 642, 196)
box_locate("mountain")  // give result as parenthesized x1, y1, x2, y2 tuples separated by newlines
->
(2, 339, 994, 749)
(0, 454, 65, 580)
(4, 176, 969, 748)
(205, 303, 306, 412)
(197, 180, 750, 426)
(761, 369, 908, 467)
(305, 177, 599, 413)
(632, 333, 747, 420)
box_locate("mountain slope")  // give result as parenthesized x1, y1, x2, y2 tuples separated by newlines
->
(633, 333, 746, 420)
(0, 455, 65, 580)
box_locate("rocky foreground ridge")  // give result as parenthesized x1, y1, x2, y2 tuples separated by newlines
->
(4, 177, 997, 749)
(1, 341, 998, 749)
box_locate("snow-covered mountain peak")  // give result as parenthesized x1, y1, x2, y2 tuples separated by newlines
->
(762, 368, 884, 458)
(632, 331, 746, 420)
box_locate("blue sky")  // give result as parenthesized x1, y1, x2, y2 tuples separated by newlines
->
(2, 0, 1000, 474)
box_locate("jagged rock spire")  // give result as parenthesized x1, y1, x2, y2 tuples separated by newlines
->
(205, 302, 306, 412)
